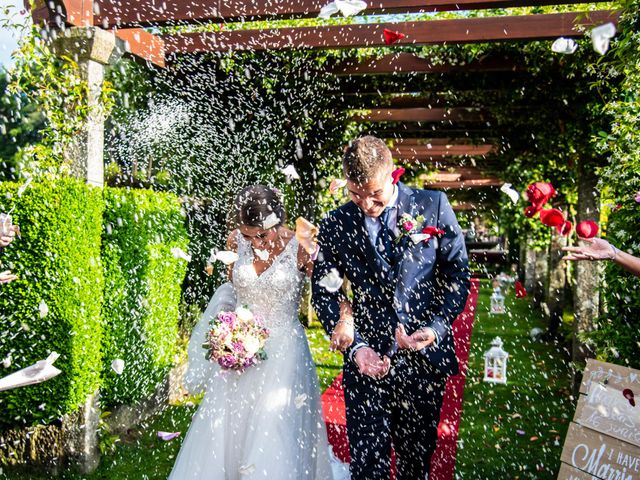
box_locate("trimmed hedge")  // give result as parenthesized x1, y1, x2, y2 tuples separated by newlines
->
(100, 188, 188, 406)
(0, 179, 104, 427)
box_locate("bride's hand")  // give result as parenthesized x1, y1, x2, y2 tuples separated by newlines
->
(330, 319, 354, 352)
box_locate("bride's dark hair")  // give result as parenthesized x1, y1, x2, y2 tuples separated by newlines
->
(234, 185, 286, 228)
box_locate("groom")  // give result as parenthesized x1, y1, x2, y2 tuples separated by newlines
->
(312, 136, 470, 479)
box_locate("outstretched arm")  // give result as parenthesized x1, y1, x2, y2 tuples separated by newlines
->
(563, 237, 640, 277)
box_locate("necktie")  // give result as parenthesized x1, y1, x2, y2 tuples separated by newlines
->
(378, 207, 395, 264)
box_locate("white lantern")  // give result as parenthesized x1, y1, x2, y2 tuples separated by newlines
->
(484, 337, 509, 384)
(490, 290, 505, 314)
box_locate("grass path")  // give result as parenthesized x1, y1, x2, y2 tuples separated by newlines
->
(0, 281, 575, 479)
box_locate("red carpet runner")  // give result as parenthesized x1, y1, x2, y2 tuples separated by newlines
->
(321, 279, 480, 480)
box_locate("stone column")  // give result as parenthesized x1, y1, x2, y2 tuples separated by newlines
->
(54, 27, 122, 187)
(573, 159, 601, 368)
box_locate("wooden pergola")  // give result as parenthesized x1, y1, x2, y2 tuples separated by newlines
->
(30, 0, 620, 190)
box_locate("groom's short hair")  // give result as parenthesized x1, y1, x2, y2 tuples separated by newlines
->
(343, 136, 393, 183)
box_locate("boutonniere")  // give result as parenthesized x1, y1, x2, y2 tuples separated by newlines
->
(409, 225, 445, 246)
(395, 213, 426, 244)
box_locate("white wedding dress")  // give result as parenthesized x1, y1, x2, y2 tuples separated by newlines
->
(169, 236, 349, 480)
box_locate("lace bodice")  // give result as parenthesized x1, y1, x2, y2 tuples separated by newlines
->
(232, 235, 305, 333)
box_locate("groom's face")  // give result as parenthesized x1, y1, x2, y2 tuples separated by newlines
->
(347, 169, 395, 218)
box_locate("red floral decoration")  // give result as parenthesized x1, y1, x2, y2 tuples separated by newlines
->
(539, 208, 566, 228)
(515, 280, 527, 298)
(383, 29, 405, 45)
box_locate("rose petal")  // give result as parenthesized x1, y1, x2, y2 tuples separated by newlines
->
(634, 191, 640, 203)
(551, 37, 578, 54)
(39, 300, 49, 318)
(576, 220, 598, 239)
(410, 233, 429, 244)
(590, 22, 616, 55)
(500, 183, 520, 204)
(383, 29, 405, 45)
(329, 178, 347, 195)
(318, 269, 343, 293)
(205, 264, 214, 276)
(391, 167, 406, 184)
(539, 208, 566, 228)
(262, 213, 281, 230)
(281, 164, 300, 180)
(157, 431, 181, 441)
(294, 393, 308, 409)
(556, 220, 572, 236)
(111, 359, 125, 375)
(254, 248, 270, 261)
(318, 1, 339, 18)
(215, 251, 240, 265)
(515, 280, 527, 298)
(335, 0, 367, 17)
(239, 464, 256, 475)
(171, 247, 191, 262)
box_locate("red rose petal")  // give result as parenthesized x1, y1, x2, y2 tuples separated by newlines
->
(422, 226, 445, 236)
(515, 280, 527, 298)
(391, 167, 406, 184)
(524, 205, 540, 218)
(623, 388, 636, 407)
(383, 28, 405, 45)
(539, 208, 566, 228)
(576, 220, 598, 239)
(556, 220, 572, 236)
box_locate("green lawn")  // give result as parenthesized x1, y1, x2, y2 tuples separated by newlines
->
(0, 282, 575, 479)
(455, 281, 575, 479)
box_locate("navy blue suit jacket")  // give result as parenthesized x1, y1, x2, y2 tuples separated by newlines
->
(312, 183, 470, 386)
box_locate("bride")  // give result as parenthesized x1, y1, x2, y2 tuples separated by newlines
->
(169, 185, 350, 480)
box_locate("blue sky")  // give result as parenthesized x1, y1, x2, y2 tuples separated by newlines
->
(0, 0, 29, 68)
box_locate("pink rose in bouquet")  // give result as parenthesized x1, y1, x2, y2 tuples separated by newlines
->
(203, 306, 269, 371)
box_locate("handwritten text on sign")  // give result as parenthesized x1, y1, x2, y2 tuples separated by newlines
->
(561, 423, 640, 479)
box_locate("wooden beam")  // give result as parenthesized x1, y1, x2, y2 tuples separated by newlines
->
(331, 53, 523, 75)
(453, 202, 478, 211)
(98, 0, 603, 28)
(392, 144, 495, 156)
(350, 108, 488, 123)
(113, 28, 166, 67)
(424, 178, 503, 188)
(28, 0, 93, 27)
(388, 138, 494, 146)
(162, 10, 620, 54)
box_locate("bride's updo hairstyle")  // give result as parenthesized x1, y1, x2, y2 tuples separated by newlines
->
(234, 185, 286, 229)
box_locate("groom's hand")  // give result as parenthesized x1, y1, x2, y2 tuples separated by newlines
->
(395, 324, 435, 351)
(354, 347, 391, 379)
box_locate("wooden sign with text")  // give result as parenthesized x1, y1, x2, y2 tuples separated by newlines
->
(558, 360, 640, 480)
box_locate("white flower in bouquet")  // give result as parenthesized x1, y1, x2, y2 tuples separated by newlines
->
(243, 335, 261, 356)
(235, 306, 254, 322)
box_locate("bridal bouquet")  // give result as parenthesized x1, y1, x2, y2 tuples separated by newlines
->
(203, 306, 269, 371)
